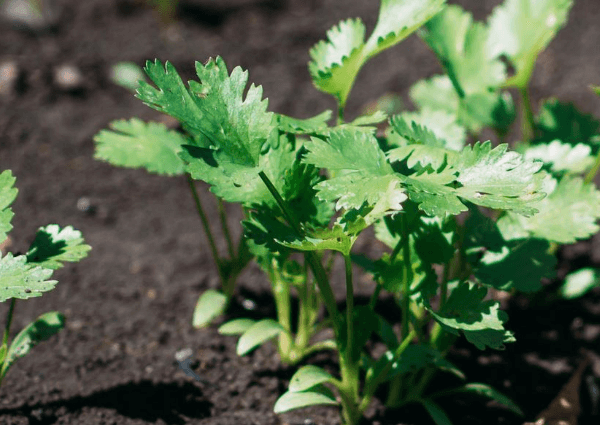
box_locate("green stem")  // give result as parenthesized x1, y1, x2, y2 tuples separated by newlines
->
(519, 86, 535, 143)
(337, 102, 345, 126)
(344, 254, 354, 369)
(217, 199, 235, 259)
(400, 215, 412, 340)
(584, 149, 600, 184)
(258, 171, 341, 337)
(268, 259, 295, 363)
(186, 174, 226, 287)
(362, 329, 417, 411)
(0, 299, 16, 385)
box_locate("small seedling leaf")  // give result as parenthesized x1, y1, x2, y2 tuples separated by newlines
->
(0, 170, 18, 244)
(288, 365, 334, 393)
(453, 383, 524, 416)
(237, 319, 283, 356)
(274, 386, 338, 413)
(560, 268, 600, 299)
(192, 290, 228, 328)
(3, 311, 65, 375)
(0, 253, 56, 302)
(218, 318, 256, 335)
(26, 225, 90, 270)
(94, 118, 189, 176)
(421, 399, 453, 425)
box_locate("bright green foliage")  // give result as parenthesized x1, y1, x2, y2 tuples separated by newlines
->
(274, 386, 338, 413)
(391, 109, 466, 152)
(534, 99, 600, 146)
(288, 365, 334, 392)
(276, 111, 332, 134)
(309, 0, 446, 107)
(94, 118, 188, 176)
(0, 254, 56, 302)
(521, 140, 594, 175)
(390, 141, 545, 217)
(139, 56, 276, 168)
(0, 170, 17, 244)
(487, 0, 573, 88)
(430, 282, 515, 350)
(416, 5, 516, 132)
(421, 5, 505, 97)
(26, 225, 91, 270)
(497, 176, 600, 243)
(304, 128, 407, 223)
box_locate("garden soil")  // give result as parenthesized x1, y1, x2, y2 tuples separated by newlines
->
(1, 0, 600, 424)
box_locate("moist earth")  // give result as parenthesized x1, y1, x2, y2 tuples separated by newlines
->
(0, 0, 600, 424)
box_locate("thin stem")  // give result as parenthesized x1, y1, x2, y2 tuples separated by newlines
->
(362, 329, 417, 411)
(519, 86, 535, 143)
(343, 253, 355, 365)
(584, 149, 600, 184)
(400, 215, 412, 340)
(258, 171, 341, 336)
(269, 259, 295, 364)
(186, 174, 226, 286)
(368, 285, 382, 309)
(337, 102, 345, 126)
(0, 299, 16, 385)
(217, 198, 235, 259)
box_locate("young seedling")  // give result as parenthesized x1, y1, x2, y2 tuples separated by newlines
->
(93, 0, 600, 423)
(0, 169, 90, 387)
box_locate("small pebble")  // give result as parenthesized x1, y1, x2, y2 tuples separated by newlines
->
(0, 61, 18, 96)
(54, 64, 83, 91)
(242, 298, 256, 310)
(1, 0, 61, 31)
(175, 348, 193, 362)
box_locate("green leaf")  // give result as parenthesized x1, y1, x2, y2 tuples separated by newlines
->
(304, 128, 407, 223)
(0, 253, 56, 302)
(2, 311, 64, 376)
(192, 290, 228, 328)
(421, 399, 453, 425)
(276, 111, 332, 134)
(391, 109, 466, 152)
(465, 208, 555, 293)
(308, 0, 445, 106)
(420, 5, 505, 96)
(560, 268, 600, 299)
(430, 282, 515, 350)
(237, 318, 283, 356)
(534, 98, 600, 146)
(350, 110, 388, 127)
(487, 0, 574, 88)
(274, 386, 338, 413)
(498, 175, 600, 243)
(391, 142, 545, 217)
(94, 118, 189, 176)
(139, 57, 278, 204)
(453, 383, 524, 416)
(409, 75, 515, 133)
(0, 170, 18, 244)
(288, 365, 334, 392)
(26, 225, 90, 270)
(521, 140, 594, 174)
(218, 318, 255, 335)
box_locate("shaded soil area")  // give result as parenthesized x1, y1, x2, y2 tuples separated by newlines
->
(0, 0, 599, 424)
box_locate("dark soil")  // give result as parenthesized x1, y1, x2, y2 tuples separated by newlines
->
(0, 0, 599, 424)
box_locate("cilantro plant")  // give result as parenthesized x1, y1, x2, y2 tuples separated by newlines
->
(0, 169, 90, 387)
(93, 0, 600, 423)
